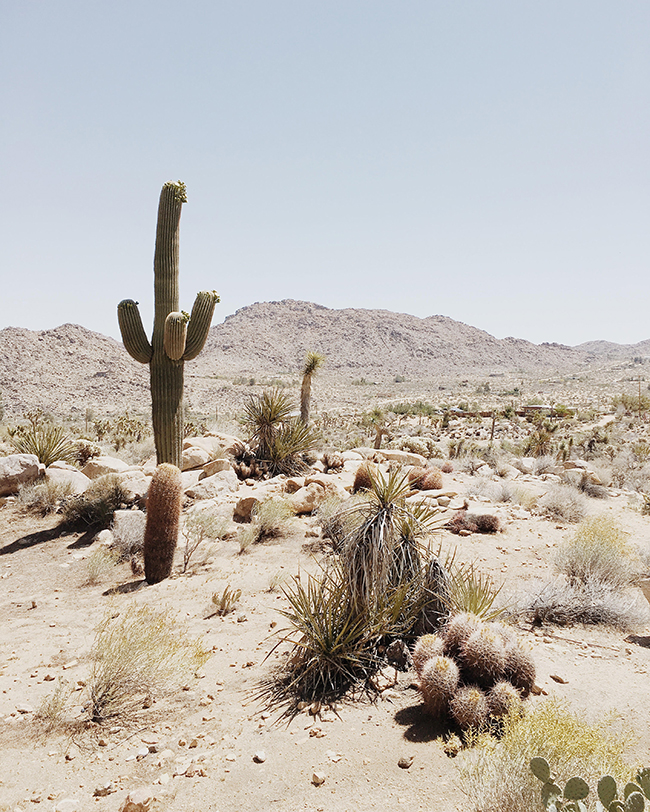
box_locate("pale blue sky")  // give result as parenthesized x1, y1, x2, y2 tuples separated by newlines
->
(2, 1, 649, 345)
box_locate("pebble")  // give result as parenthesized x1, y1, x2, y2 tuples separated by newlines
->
(398, 756, 414, 769)
(312, 771, 327, 786)
(253, 750, 266, 763)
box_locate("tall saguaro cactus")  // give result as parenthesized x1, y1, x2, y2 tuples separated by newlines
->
(118, 181, 219, 467)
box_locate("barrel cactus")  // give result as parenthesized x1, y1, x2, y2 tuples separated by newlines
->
(143, 463, 183, 584)
(117, 181, 219, 467)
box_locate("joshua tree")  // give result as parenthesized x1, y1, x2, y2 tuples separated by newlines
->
(117, 181, 219, 468)
(300, 351, 325, 425)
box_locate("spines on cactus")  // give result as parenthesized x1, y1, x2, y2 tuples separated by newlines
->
(117, 182, 219, 467)
(143, 463, 182, 584)
(449, 685, 489, 730)
(460, 626, 507, 687)
(419, 656, 459, 717)
(503, 641, 536, 697)
(412, 634, 445, 677)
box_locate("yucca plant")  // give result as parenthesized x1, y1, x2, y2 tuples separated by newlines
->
(241, 388, 318, 475)
(10, 423, 77, 466)
(300, 351, 325, 425)
(444, 564, 506, 621)
(262, 561, 384, 713)
(339, 467, 445, 616)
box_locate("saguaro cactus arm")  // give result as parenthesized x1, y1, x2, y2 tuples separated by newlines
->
(183, 290, 220, 360)
(117, 299, 153, 363)
(164, 311, 190, 360)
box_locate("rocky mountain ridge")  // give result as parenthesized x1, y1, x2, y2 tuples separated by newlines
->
(1, 299, 648, 416)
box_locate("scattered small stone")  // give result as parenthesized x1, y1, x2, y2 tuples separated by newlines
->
(54, 799, 80, 812)
(237, 614, 247, 623)
(120, 786, 155, 812)
(43, 674, 55, 681)
(309, 727, 326, 738)
(158, 774, 170, 785)
(93, 783, 117, 797)
(16, 704, 34, 714)
(550, 674, 568, 684)
(312, 771, 327, 786)
(253, 750, 266, 763)
(178, 738, 187, 747)
(398, 756, 414, 769)
(98, 738, 108, 747)
(189, 739, 198, 748)
(62, 660, 78, 670)
(64, 753, 75, 762)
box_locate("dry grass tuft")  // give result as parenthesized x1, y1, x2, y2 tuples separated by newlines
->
(555, 515, 639, 588)
(17, 478, 75, 515)
(538, 484, 587, 523)
(88, 604, 210, 722)
(460, 699, 634, 812)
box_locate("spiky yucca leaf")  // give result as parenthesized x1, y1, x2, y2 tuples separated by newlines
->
(444, 564, 506, 621)
(242, 388, 295, 459)
(11, 424, 78, 466)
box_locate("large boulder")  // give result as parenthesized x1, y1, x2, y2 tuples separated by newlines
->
(199, 458, 231, 479)
(82, 456, 130, 479)
(0, 454, 42, 496)
(351, 448, 427, 467)
(119, 470, 151, 500)
(181, 446, 212, 471)
(288, 482, 326, 515)
(46, 462, 91, 494)
(185, 469, 239, 500)
(183, 435, 225, 456)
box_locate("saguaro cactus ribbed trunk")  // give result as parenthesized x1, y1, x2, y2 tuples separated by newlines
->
(117, 181, 219, 467)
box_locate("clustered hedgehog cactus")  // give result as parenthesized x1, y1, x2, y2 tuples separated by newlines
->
(413, 612, 535, 730)
(118, 181, 219, 468)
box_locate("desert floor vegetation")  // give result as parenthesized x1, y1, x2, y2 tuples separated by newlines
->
(2, 377, 650, 811)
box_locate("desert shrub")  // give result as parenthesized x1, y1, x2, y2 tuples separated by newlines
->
(448, 510, 500, 535)
(512, 487, 538, 511)
(492, 482, 514, 503)
(84, 547, 119, 585)
(460, 699, 633, 812)
(110, 510, 146, 561)
(207, 584, 241, 616)
(538, 484, 587, 523)
(238, 498, 293, 553)
(88, 604, 210, 722)
(61, 474, 129, 527)
(555, 516, 638, 588)
(533, 454, 557, 474)
(17, 478, 75, 515)
(36, 677, 74, 732)
(458, 456, 485, 475)
(181, 508, 232, 572)
(408, 466, 427, 488)
(515, 577, 649, 631)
